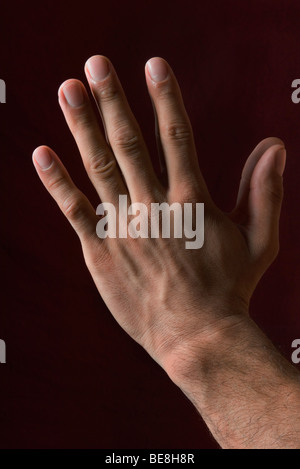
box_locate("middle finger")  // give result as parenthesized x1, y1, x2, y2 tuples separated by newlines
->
(85, 55, 159, 202)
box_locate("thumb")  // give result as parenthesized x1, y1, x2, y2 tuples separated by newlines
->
(243, 144, 286, 265)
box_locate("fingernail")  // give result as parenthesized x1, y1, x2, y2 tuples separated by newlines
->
(274, 147, 286, 176)
(86, 56, 110, 82)
(147, 58, 169, 82)
(62, 81, 85, 108)
(33, 147, 53, 170)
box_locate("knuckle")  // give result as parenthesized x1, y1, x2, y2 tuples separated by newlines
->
(155, 82, 176, 100)
(95, 80, 119, 103)
(88, 150, 117, 179)
(47, 174, 66, 192)
(112, 125, 141, 153)
(264, 180, 284, 205)
(162, 121, 192, 144)
(62, 192, 86, 220)
(70, 112, 92, 134)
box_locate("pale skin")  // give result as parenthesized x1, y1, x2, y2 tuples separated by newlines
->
(33, 56, 300, 449)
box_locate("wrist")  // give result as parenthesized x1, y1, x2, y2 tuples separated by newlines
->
(160, 312, 250, 387)
(161, 313, 300, 449)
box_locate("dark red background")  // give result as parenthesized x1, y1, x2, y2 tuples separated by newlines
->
(1, 0, 300, 449)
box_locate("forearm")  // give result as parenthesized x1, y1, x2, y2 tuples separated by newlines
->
(164, 315, 300, 449)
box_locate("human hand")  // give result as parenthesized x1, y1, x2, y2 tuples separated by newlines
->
(32, 56, 286, 374)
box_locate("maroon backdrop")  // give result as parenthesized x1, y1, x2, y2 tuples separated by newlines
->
(1, 0, 300, 449)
